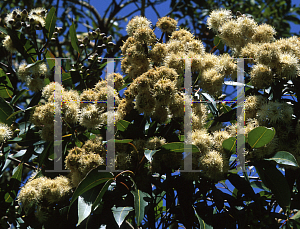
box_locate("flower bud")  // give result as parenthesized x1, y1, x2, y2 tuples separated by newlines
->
(95, 28, 100, 34)
(83, 36, 89, 45)
(21, 9, 28, 18)
(16, 14, 22, 21)
(8, 19, 14, 25)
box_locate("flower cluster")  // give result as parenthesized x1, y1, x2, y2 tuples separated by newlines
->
(17, 62, 49, 92)
(18, 175, 72, 222)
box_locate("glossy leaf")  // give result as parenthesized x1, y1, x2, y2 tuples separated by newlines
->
(222, 136, 236, 154)
(255, 161, 291, 211)
(0, 68, 13, 98)
(144, 149, 159, 162)
(117, 120, 131, 131)
(69, 165, 113, 208)
(91, 180, 113, 213)
(193, 206, 213, 229)
(227, 173, 256, 199)
(115, 139, 132, 143)
(201, 93, 218, 117)
(0, 97, 14, 125)
(131, 189, 150, 226)
(5, 163, 23, 202)
(248, 126, 275, 148)
(213, 35, 224, 50)
(69, 22, 80, 53)
(266, 151, 299, 167)
(45, 7, 57, 39)
(160, 142, 200, 153)
(77, 184, 103, 225)
(10, 89, 28, 105)
(250, 181, 270, 191)
(112, 206, 133, 227)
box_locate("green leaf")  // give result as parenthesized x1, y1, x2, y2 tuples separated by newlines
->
(69, 22, 80, 53)
(12, 162, 23, 181)
(0, 97, 14, 125)
(10, 89, 28, 105)
(144, 149, 159, 162)
(179, 135, 184, 141)
(160, 142, 199, 153)
(5, 163, 23, 202)
(266, 151, 299, 167)
(77, 184, 103, 225)
(193, 206, 213, 229)
(213, 36, 224, 50)
(227, 173, 256, 199)
(112, 206, 133, 227)
(291, 210, 300, 220)
(255, 161, 291, 211)
(131, 189, 150, 226)
(222, 136, 236, 154)
(91, 180, 113, 213)
(115, 139, 132, 143)
(248, 126, 275, 148)
(62, 72, 72, 86)
(0, 69, 13, 98)
(45, 7, 57, 39)
(250, 181, 270, 191)
(69, 165, 113, 208)
(117, 120, 131, 131)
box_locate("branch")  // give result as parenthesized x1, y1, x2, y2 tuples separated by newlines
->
(7, 156, 38, 170)
(66, 0, 102, 27)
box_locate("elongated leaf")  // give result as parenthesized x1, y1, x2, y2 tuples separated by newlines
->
(10, 89, 28, 105)
(223, 81, 254, 88)
(0, 97, 14, 125)
(91, 180, 113, 213)
(45, 7, 57, 39)
(115, 139, 132, 143)
(69, 165, 113, 207)
(112, 206, 133, 227)
(131, 189, 150, 226)
(250, 181, 270, 191)
(77, 184, 103, 225)
(266, 151, 299, 167)
(117, 120, 131, 131)
(161, 142, 200, 153)
(248, 126, 275, 148)
(69, 23, 80, 53)
(5, 163, 23, 202)
(255, 161, 291, 211)
(227, 173, 256, 199)
(201, 93, 218, 117)
(144, 149, 159, 162)
(0, 69, 13, 98)
(193, 206, 213, 229)
(291, 210, 300, 220)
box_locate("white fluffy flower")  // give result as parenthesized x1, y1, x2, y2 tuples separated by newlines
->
(0, 123, 13, 142)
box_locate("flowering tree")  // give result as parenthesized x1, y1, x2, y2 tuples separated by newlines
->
(1, 2, 300, 229)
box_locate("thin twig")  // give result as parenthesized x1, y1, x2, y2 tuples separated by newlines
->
(7, 156, 38, 170)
